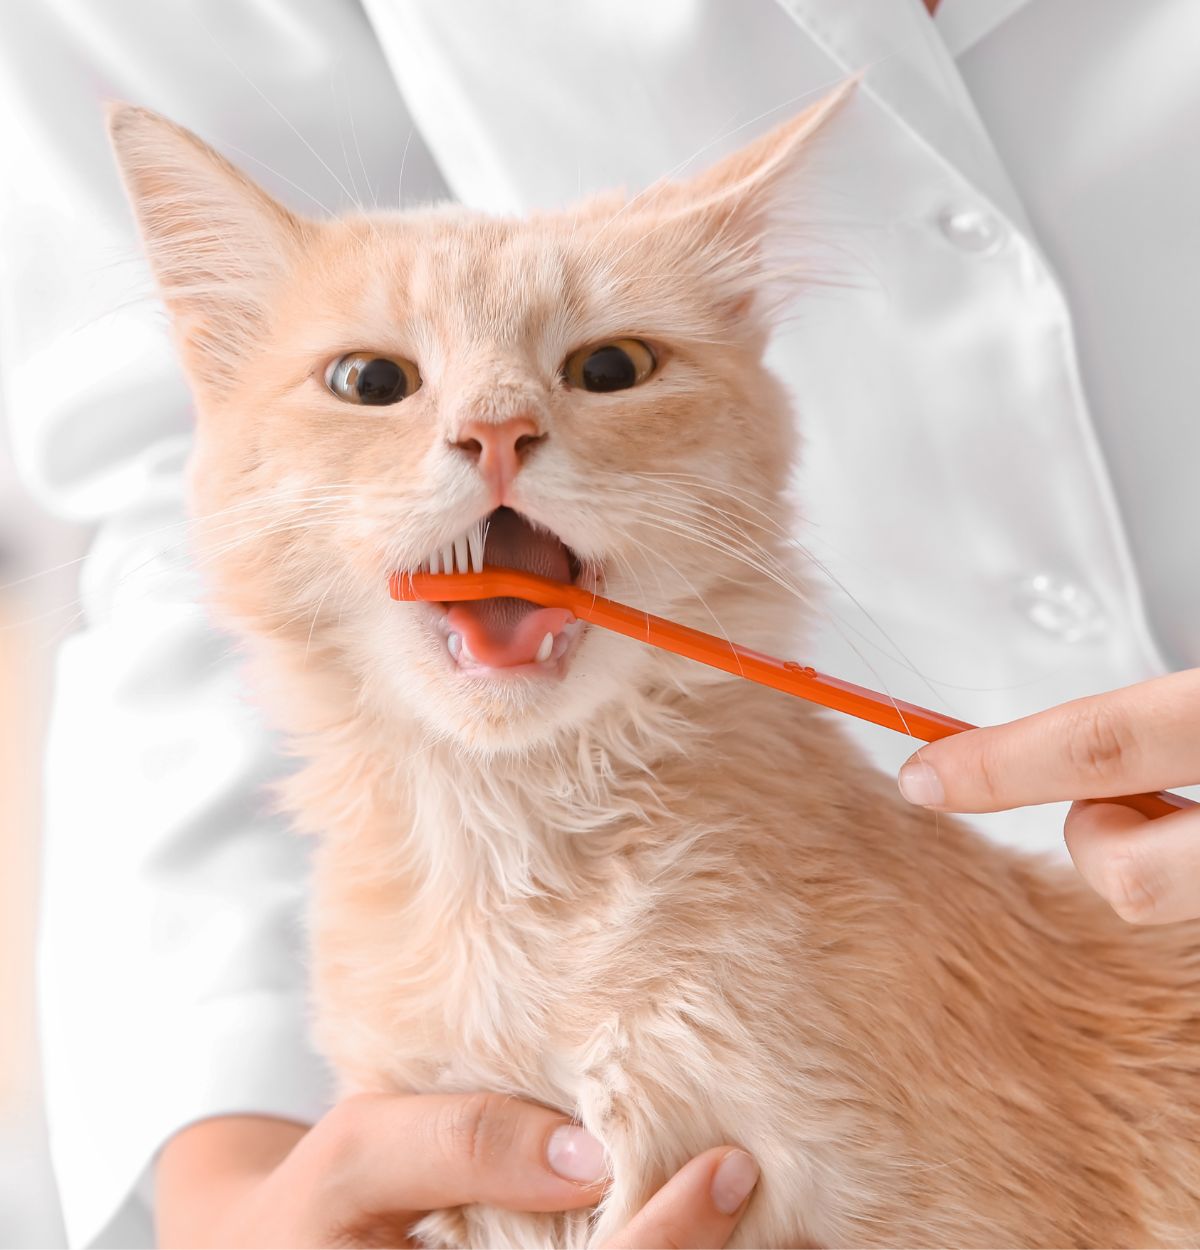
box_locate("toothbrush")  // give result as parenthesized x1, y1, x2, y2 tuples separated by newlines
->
(390, 567, 1193, 821)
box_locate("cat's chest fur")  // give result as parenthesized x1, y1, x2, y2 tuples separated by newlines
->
(308, 795, 666, 1111)
(289, 691, 1200, 1247)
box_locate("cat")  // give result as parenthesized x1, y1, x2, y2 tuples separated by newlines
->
(108, 86, 1200, 1248)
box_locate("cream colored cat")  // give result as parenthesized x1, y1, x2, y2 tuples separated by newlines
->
(108, 89, 1200, 1248)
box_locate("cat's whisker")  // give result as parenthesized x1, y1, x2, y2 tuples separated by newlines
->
(618, 472, 935, 675)
(630, 469, 810, 527)
(603, 500, 923, 740)
(330, 71, 366, 214)
(344, 75, 378, 212)
(220, 143, 342, 219)
(187, 6, 372, 223)
(397, 126, 417, 211)
(0, 491, 361, 615)
(600, 486, 808, 596)
(607, 547, 652, 622)
(622, 475, 956, 709)
(617, 528, 743, 668)
(302, 557, 354, 662)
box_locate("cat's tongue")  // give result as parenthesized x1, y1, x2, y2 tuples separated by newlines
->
(446, 509, 574, 668)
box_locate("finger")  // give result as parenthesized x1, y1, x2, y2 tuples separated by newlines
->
(601, 1147, 760, 1250)
(1064, 799, 1200, 924)
(315, 1093, 606, 1223)
(896, 668, 1200, 813)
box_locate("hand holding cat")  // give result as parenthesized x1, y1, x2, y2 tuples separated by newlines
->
(155, 1094, 759, 1249)
(898, 667, 1200, 924)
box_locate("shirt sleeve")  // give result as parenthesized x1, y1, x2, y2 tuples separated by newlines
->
(0, 2, 448, 1244)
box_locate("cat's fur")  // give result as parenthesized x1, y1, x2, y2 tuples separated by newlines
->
(108, 91, 1200, 1247)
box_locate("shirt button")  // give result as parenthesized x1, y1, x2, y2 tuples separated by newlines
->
(1015, 574, 1107, 643)
(938, 204, 1004, 255)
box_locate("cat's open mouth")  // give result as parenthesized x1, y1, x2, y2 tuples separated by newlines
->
(418, 507, 587, 675)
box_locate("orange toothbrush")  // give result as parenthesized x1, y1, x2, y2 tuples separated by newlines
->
(390, 567, 1193, 821)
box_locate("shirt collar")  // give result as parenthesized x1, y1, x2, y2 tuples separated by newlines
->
(933, 0, 1035, 56)
(774, 0, 1030, 223)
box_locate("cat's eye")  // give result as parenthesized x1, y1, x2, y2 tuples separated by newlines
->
(563, 339, 657, 393)
(325, 352, 421, 406)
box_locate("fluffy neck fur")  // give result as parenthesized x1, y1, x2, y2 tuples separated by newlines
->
(274, 632, 742, 905)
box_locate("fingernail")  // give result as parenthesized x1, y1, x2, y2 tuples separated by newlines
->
(711, 1149, 759, 1215)
(547, 1124, 607, 1184)
(898, 760, 944, 807)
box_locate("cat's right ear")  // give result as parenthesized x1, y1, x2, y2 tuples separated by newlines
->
(107, 104, 308, 393)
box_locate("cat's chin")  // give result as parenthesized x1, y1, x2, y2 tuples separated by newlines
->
(411, 618, 599, 752)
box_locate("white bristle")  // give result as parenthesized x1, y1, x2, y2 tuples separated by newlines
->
(441, 543, 454, 574)
(428, 548, 441, 574)
(467, 522, 485, 574)
(453, 535, 468, 575)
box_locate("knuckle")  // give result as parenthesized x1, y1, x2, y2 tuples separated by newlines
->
(1064, 703, 1135, 784)
(970, 739, 1005, 807)
(315, 1094, 376, 1167)
(299, 1096, 376, 1218)
(1102, 848, 1162, 925)
(437, 1092, 513, 1171)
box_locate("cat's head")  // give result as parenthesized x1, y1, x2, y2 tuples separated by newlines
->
(108, 89, 848, 753)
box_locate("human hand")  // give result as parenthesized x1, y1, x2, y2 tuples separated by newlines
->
(897, 668, 1200, 924)
(156, 1093, 758, 1249)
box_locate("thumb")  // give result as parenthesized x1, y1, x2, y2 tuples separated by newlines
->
(316, 1093, 607, 1221)
(601, 1148, 760, 1249)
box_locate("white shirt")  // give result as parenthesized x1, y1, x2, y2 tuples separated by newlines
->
(0, 1, 1196, 1244)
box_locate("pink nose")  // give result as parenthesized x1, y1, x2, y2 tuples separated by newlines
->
(451, 416, 543, 493)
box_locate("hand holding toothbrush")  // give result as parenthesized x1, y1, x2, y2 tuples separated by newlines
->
(898, 668, 1200, 925)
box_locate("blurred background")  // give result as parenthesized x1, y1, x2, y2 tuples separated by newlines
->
(1, 407, 81, 1246)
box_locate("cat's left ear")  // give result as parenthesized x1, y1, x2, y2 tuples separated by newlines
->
(107, 104, 308, 393)
(662, 77, 857, 318)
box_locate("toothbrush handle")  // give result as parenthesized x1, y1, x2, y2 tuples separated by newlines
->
(390, 569, 1193, 821)
(589, 610, 1191, 821)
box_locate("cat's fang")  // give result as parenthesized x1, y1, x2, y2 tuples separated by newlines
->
(535, 632, 554, 663)
(447, 631, 462, 659)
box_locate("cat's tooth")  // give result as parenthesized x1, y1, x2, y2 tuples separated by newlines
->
(453, 535, 469, 575)
(535, 632, 554, 663)
(467, 523, 485, 574)
(447, 632, 462, 659)
(428, 548, 441, 574)
(460, 637, 476, 663)
(441, 542, 455, 575)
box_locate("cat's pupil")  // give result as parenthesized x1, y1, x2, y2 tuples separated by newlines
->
(581, 345, 637, 392)
(357, 357, 407, 405)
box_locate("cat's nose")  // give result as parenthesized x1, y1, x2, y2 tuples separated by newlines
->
(450, 416, 545, 494)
